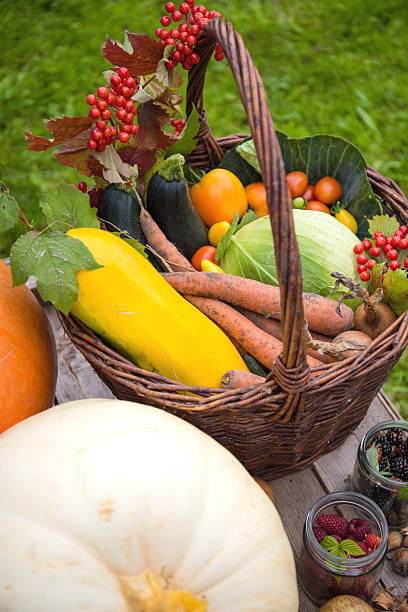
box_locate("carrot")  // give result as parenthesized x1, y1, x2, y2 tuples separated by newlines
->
(222, 369, 265, 389)
(139, 205, 194, 272)
(185, 295, 322, 370)
(237, 308, 331, 364)
(161, 272, 353, 336)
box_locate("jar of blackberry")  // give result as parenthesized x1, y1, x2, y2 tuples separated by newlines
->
(351, 421, 408, 530)
(299, 491, 388, 605)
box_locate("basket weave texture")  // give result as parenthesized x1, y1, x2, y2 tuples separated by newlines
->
(59, 19, 408, 479)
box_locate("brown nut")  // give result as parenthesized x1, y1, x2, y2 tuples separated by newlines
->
(392, 548, 408, 576)
(404, 535, 408, 547)
(388, 531, 403, 550)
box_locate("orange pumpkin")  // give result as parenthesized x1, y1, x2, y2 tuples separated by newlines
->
(0, 260, 57, 432)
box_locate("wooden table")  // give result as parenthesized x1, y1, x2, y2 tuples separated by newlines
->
(43, 302, 406, 611)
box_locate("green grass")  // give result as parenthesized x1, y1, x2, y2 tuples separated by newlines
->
(1, 0, 408, 415)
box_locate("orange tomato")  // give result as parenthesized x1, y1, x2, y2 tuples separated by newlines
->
(191, 245, 219, 271)
(305, 200, 331, 214)
(189, 169, 248, 227)
(0, 260, 57, 432)
(244, 181, 269, 217)
(286, 171, 308, 197)
(314, 176, 343, 204)
(301, 184, 315, 202)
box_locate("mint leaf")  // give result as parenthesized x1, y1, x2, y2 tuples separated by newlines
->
(40, 183, 100, 232)
(368, 214, 400, 238)
(366, 444, 380, 471)
(398, 483, 408, 500)
(10, 231, 101, 314)
(164, 106, 200, 159)
(340, 539, 366, 556)
(320, 536, 340, 555)
(381, 267, 408, 316)
(0, 191, 19, 232)
(336, 549, 348, 559)
(216, 212, 239, 261)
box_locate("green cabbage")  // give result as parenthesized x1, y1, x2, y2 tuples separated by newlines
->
(221, 210, 362, 300)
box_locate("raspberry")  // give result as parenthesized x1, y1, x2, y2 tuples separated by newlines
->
(313, 527, 327, 543)
(316, 514, 348, 539)
(348, 518, 371, 541)
(365, 533, 381, 551)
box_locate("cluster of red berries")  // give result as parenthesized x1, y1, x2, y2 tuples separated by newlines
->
(170, 117, 186, 137)
(313, 514, 381, 557)
(155, 0, 224, 71)
(86, 67, 139, 152)
(353, 224, 408, 282)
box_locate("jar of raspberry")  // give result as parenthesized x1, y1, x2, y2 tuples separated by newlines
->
(299, 491, 388, 605)
(351, 420, 408, 530)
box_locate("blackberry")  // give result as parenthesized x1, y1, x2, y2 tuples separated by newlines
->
(372, 485, 394, 514)
(379, 455, 389, 471)
(387, 428, 404, 445)
(389, 456, 407, 479)
(404, 438, 408, 457)
(377, 436, 392, 456)
(394, 443, 405, 457)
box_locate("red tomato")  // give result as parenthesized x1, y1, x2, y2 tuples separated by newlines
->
(314, 176, 342, 204)
(305, 200, 331, 214)
(191, 245, 219, 271)
(286, 171, 308, 197)
(301, 184, 315, 201)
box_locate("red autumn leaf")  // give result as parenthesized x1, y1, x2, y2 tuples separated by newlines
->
(25, 116, 93, 151)
(136, 101, 175, 150)
(54, 149, 93, 177)
(118, 147, 158, 175)
(102, 32, 163, 76)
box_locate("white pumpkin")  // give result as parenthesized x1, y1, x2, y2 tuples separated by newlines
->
(0, 399, 298, 611)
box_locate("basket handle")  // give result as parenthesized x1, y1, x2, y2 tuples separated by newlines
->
(185, 18, 310, 393)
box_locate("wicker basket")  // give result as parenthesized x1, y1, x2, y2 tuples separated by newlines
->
(59, 18, 408, 479)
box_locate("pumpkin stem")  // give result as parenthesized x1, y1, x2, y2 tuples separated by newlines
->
(158, 154, 185, 182)
(118, 570, 207, 612)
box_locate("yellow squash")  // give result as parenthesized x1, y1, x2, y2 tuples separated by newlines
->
(67, 228, 248, 387)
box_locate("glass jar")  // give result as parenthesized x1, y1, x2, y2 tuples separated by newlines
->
(351, 420, 408, 530)
(299, 491, 388, 606)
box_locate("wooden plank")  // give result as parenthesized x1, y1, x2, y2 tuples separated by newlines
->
(271, 468, 326, 611)
(313, 393, 407, 594)
(44, 305, 114, 404)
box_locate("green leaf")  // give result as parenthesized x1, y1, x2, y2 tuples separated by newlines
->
(235, 134, 382, 239)
(336, 549, 348, 559)
(366, 444, 380, 471)
(184, 166, 206, 187)
(397, 483, 408, 500)
(339, 539, 366, 556)
(237, 209, 258, 230)
(218, 141, 261, 186)
(381, 267, 408, 316)
(0, 191, 19, 232)
(320, 536, 340, 555)
(10, 231, 101, 314)
(40, 183, 100, 232)
(368, 214, 400, 238)
(164, 106, 200, 159)
(216, 212, 239, 261)
(369, 262, 387, 293)
(111, 232, 148, 259)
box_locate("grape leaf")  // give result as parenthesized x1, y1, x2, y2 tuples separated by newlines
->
(25, 116, 93, 151)
(381, 267, 408, 316)
(369, 262, 387, 293)
(10, 231, 101, 314)
(102, 32, 163, 76)
(397, 483, 408, 500)
(368, 214, 400, 238)
(164, 106, 200, 158)
(366, 444, 380, 471)
(40, 183, 100, 232)
(0, 191, 19, 232)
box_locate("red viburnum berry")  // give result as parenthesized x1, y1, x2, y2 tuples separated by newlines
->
(89, 107, 100, 120)
(106, 92, 116, 105)
(101, 109, 112, 121)
(366, 259, 377, 270)
(172, 10, 183, 21)
(404, 258, 408, 268)
(165, 1, 175, 12)
(170, 28, 179, 38)
(179, 22, 188, 31)
(124, 100, 135, 112)
(119, 131, 130, 143)
(369, 246, 381, 257)
(400, 225, 408, 234)
(362, 239, 372, 250)
(96, 119, 107, 131)
(97, 99, 108, 112)
(180, 2, 190, 13)
(116, 109, 127, 121)
(383, 243, 392, 254)
(87, 139, 97, 150)
(357, 264, 367, 274)
(161, 15, 171, 26)
(97, 86, 109, 99)
(353, 244, 364, 254)
(389, 260, 400, 271)
(360, 270, 371, 281)
(391, 236, 401, 247)
(357, 253, 368, 265)
(375, 236, 386, 247)
(115, 95, 127, 108)
(387, 249, 399, 261)
(399, 238, 408, 250)
(77, 181, 88, 193)
(130, 124, 139, 135)
(118, 67, 129, 80)
(190, 24, 200, 35)
(86, 94, 97, 106)
(120, 123, 132, 133)
(110, 74, 122, 89)
(111, 126, 118, 137)
(316, 514, 348, 539)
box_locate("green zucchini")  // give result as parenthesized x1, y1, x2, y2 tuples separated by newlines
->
(146, 154, 208, 260)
